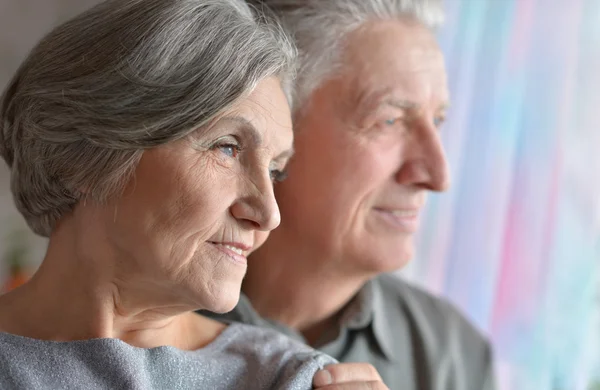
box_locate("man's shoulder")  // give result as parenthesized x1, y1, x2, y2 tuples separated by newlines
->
(374, 274, 494, 388)
(375, 273, 491, 353)
(377, 273, 448, 311)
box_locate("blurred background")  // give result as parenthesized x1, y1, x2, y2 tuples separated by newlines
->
(403, 0, 600, 389)
(1, 0, 599, 389)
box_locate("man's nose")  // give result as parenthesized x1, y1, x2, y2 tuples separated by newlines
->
(395, 124, 450, 192)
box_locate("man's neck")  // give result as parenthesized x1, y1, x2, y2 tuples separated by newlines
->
(243, 232, 372, 345)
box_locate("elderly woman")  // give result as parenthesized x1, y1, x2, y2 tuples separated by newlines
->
(0, 0, 342, 388)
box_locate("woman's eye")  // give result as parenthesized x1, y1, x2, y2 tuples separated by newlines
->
(216, 143, 241, 158)
(270, 169, 288, 183)
(384, 118, 397, 126)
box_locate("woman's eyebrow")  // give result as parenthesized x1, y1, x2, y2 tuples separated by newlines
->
(220, 116, 263, 146)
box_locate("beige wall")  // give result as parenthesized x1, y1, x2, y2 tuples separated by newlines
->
(0, 0, 102, 282)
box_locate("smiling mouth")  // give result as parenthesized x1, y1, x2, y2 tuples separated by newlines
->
(214, 244, 244, 256)
(208, 242, 250, 264)
(373, 208, 421, 232)
(375, 208, 419, 217)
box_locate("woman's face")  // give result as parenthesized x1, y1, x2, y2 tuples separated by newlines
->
(102, 77, 293, 313)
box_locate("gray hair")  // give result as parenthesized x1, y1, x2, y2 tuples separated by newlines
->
(0, 0, 296, 237)
(249, 0, 444, 113)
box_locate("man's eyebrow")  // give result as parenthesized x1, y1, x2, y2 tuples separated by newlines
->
(382, 98, 420, 111)
(438, 102, 451, 112)
(354, 88, 390, 111)
(377, 96, 452, 116)
(355, 87, 418, 112)
(352, 88, 450, 126)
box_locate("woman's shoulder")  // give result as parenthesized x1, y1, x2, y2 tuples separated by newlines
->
(0, 324, 336, 390)
(218, 322, 336, 365)
(220, 322, 313, 350)
(216, 323, 337, 388)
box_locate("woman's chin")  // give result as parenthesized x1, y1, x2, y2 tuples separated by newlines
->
(200, 288, 241, 314)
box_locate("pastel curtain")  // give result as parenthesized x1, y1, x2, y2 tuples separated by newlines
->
(403, 0, 600, 388)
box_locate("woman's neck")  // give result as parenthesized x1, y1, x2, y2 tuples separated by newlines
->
(0, 222, 225, 350)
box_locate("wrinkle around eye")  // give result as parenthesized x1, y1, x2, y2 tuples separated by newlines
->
(200, 147, 239, 177)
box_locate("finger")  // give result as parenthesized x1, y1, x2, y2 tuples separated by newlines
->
(313, 363, 382, 386)
(313, 381, 389, 390)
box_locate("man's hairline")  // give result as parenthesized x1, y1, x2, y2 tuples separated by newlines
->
(292, 15, 441, 118)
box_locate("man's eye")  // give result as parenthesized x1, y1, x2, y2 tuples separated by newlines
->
(270, 169, 288, 183)
(384, 116, 407, 127)
(433, 116, 445, 128)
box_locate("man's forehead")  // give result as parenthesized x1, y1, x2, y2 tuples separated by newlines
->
(347, 43, 447, 80)
(345, 20, 442, 61)
(347, 76, 450, 114)
(342, 23, 442, 78)
(337, 21, 448, 102)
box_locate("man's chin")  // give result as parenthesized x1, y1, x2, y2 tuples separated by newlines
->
(356, 243, 414, 275)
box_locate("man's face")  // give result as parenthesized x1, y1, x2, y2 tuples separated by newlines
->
(270, 19, 450, 274)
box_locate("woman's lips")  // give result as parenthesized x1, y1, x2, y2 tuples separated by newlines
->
(208, 242, 250, 265)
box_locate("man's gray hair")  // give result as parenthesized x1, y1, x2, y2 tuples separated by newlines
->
(0, 0, 296, 237)
(250, 0, 444, 113)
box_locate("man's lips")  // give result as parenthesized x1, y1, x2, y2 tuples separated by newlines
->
(373, 208, 420, 217)
(373, 208, 421, 232)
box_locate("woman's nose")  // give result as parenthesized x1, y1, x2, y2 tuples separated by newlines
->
(229, 175, 281, 232)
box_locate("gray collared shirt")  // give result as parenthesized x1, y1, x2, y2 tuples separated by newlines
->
(206, 274, 495, 390)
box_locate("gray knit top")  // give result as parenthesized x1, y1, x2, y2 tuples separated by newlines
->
(0, 322, 336, 389)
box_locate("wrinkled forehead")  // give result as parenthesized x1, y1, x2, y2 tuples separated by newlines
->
(341, 19, 449, 106)
(241, 80, 292, 124)
(234, 77, 294, 151)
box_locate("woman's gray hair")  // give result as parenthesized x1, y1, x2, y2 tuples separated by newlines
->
(0, 0, 296, 237)
(249, 0, 444, 113)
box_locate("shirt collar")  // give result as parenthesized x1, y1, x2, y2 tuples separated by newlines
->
(370, 276, 400, 361)
(236, 278, 399, 361)
(338, 278, 398, 361)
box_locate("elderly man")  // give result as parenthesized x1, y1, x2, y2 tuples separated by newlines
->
(211, 0, 495, 388)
